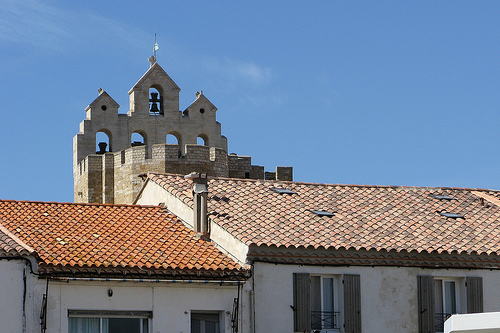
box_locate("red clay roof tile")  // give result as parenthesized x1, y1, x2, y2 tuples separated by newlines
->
(0, 200, 247, 278)
(0, 222, 34, 255)
(149, 173, 500, 256)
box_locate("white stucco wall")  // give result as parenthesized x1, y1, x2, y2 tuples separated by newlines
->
(37, 279, 248, 333)
(445, 312, 500, 333)
(135, 181, 193, 227)
(136, 181, 250, 265)
(251, 262, 500, 333)
(0, 259, 26, 332)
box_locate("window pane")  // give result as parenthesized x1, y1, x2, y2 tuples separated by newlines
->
(205, 321, 218, 333)
(191, 313, 220, 333)
(310, 276, 321, 312)
(191, 319, 201, 333)
(108, 318, 141, 333)
(68, 317, 100, 333)
(434, 279, 444, 313)
(444, 281, 457, 314)
(323, 278, 334, 312)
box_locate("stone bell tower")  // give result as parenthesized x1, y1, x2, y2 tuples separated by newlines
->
(73, 57, 293, 204)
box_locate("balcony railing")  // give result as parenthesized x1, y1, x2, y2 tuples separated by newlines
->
(435, 312, 452, 332)
(311, 311, 340, 330)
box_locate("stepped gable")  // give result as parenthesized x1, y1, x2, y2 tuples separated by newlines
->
(0, 199, 248, 279)
(147, 173, 500, 256)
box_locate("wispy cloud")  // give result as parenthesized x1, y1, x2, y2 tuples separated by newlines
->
(202, 56, 274, 86)
(235, 62, 273, 84)
(0, 0, 148, 54)
(0, 0, 71, 51)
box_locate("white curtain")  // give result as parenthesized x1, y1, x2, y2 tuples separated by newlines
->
(68, 318, 100, 333)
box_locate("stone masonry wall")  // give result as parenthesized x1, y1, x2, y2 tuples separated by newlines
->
(75, 142, 293, 204)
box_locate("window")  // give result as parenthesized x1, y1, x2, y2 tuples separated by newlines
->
(417, 276, 483, 333)
(293, 273, 361, 333)
(68, 310, 150, 333)
(311, 276, 340, 332)
(434, 279, 459, 332)
(191, 312, 221, 333)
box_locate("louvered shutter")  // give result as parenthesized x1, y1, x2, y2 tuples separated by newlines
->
(293, 273, 311, 332)
(466, 277, 483, 313)
(418, 275, 435, 333)
(343, 274, 361, 333)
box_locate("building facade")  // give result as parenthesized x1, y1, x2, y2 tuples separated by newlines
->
(136, 173, 500, 333)
(0, 199, 249, 333)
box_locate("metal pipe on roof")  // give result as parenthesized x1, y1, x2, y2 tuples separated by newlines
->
(185, 172, 210, 240)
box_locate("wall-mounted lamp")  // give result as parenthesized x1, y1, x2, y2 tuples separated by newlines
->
(108, 288, 113, 297)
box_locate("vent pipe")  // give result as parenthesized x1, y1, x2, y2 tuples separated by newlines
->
(185, 172, 209, 240)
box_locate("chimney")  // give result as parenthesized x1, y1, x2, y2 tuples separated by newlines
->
(184, 172, 209, 240)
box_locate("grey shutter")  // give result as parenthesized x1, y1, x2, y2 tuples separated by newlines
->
(466, 277, 483, 313)
(293, 273, 311, 332)
(343, 274, 361, 333)
(417, 275, 435, 333)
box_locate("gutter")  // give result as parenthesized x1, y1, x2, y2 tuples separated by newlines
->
(47, 276, 246, 285)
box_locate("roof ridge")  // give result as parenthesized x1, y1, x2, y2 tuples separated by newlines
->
(0, 199, 162, 209)
(471, 191, 500, 207)
(146, 172, 500, 192)
(148, 172, 499, 191)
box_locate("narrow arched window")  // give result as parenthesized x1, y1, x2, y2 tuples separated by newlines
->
(131, 132, 146, 147)
(167, 132, 182, 158)
(149, 87, 163, 115)
(166, 134, 179, 144)
(96, 131, 111, 153)
(197, 134, 209, 146)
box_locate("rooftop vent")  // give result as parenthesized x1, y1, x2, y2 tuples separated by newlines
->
(440, 212, 464, 219)
(431, 194, 455, 200)
(310, 210, 335, 217)
(270, 187, 296, 195)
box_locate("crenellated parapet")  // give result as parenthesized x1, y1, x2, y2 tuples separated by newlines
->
(74, 143, 284, 204)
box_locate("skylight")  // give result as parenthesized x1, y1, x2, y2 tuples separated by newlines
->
(310, 210, 335, 217)
(270, 187, 296, 195)
(430, 194, 455, 200)
(440, 212, 464, 219)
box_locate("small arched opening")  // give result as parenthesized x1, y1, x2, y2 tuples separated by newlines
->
(197, 134, 209, 146)
(149, 85, 163, 116)
(96, 130, 112, 154)
(167, 132, 182, 157)
(131, 131, 146, 147)
(166, 133, 179, 145)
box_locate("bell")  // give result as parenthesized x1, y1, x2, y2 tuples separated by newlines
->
(150, 102, 160, 113)
(149, 92, 160, 103)
(97, 142, 107, 154)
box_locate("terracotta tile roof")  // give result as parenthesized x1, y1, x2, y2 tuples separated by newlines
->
(0, 200, 247, 278)
(0, 223, 34, 256)
(148, 173, 500, 256)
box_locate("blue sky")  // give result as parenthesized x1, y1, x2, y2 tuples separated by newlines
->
(0, 0, 498, 202)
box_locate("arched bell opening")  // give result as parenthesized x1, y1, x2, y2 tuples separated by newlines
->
(131, 131, 146, 147)
(149, 86, 163, 116)
(96, 130, 112, 154)
(197, 134, 209, 146)
(167, 132, 182, 158)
